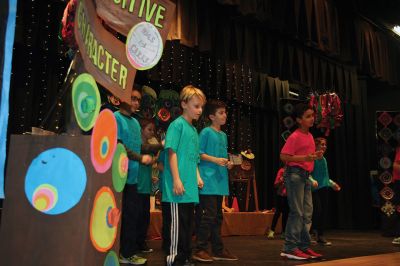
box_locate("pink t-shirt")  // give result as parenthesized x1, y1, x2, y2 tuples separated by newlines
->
(280, 129, 316, 172)
(393, 147, 400, 181)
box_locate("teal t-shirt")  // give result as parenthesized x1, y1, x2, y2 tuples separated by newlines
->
(311, 157, 330, 190)
(162, 116, 200, 203)
(198, 127, 229, 195)
(137, 164, 152, 194)
(114, 111, 141, 185)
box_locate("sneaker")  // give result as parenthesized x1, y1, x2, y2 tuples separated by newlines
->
(301, 248, 323, 259)
(192, 250, 213, 262)
(139, 243, 154, 253)
(119, 254, 147, 265)
(267, 230, 275, 239)
(317, 237, 332, 246)
(392, 237, 400, 245)
(280, 248, 311, 260)
(212, 249, 238, 261)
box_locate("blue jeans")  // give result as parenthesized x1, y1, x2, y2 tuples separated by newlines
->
(283, 166, 313, 252)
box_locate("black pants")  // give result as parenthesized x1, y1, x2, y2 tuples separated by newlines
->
(271, 195, 289, 232)
(163, 202, 195, 266)
(136, 193, 150, 248)
(120, 184, 141, 257)
(195, 195, 224, 255)
(312, 187, 329, 236)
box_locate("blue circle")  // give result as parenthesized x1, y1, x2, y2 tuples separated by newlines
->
(104, 250, 119, 266)
(24, 148, 87, 215)
(101, 140, 109, 156)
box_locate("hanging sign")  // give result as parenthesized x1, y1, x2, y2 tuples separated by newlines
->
(126, 22, 163, 70)
(74, 0, 136, 103)
(95, 0, 176, 41)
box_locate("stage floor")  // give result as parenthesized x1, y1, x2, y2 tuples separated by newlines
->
(143, 230, 400, 265)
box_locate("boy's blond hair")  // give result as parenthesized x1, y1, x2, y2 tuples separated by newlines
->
(180, 85, 206, 104)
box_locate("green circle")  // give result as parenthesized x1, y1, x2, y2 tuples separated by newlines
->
(112, 143, 128, 192)
(72, 73, 101, 131)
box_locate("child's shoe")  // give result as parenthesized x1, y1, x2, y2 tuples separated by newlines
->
(317, 236, 332, 246)
(192, 250, 213, 262)
(212, 249, 238, 261)
(392, 237, 400, 245)
(301, 248, 323, 259)
(280, 248, 311, 260)
(267, 229, 275, 239)
(119, 254, 147, 265)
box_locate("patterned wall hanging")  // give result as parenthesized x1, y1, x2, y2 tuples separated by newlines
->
(376, 111, 400, 217)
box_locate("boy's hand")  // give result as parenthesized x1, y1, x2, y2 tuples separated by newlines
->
(311, 180, 318, 188)
(152, 176, 159, 184)
(305, 153, 318, 161)
(214, 158, 229, 166)
(227, 161, 234, 169)
(197, 176, 204, 189)
(173, 178, 185, 195)
(315, 150, 324, 159)
(141, 154, 153, 165)
(333, 183, 341, 191)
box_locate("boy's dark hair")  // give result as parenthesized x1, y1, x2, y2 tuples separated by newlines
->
(132, 83, 142, 93)
(204, 99, 227, 119)
(294, 102, 313, 119)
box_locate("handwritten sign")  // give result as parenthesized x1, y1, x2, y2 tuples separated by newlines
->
(126, 22, 163, 70)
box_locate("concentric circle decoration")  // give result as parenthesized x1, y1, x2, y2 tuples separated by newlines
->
(72, 73, 101, 131)
(379, 171, 393, 185)
(157, 107, 171, 122)
(283, 103, 294, 114)
(112, 143, 128, 192)
(378, 112, 393, 127)
(91, 109, 118, 173)
(25, 148, 87, 215)
(379, 156, 392, 169)
(283, 116, 295, 129)
(126, 22, 163, 70)
(378, 127, 393, 142)
(104, 250, 120, 266)
(90, 187, 120, 252)
(377, 143, 393, 156)
(380, 186, 394, 200)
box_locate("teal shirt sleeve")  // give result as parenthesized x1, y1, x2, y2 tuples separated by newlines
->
(165, 120, 182, 153)
(199, 129, 209, 155)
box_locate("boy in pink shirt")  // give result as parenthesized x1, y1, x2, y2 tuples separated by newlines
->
(279, 103, 323, 260)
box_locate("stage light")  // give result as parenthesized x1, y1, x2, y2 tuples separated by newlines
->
(392, 25, 400, 36)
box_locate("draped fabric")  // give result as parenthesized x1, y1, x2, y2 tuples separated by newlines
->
(0, 0, 17, 199)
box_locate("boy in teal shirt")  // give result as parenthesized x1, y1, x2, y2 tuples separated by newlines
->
(162, 85, 206, 266)
(193, 99, 238, 263)
(114, 87, 152, 265)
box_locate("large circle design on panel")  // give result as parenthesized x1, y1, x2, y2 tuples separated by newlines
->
(91, 109, 118, 173)
(72, 73, 101, 131)
(25, 148, 87, 215)
(112, 143, 128, 192)
(90, 187, 120, 252)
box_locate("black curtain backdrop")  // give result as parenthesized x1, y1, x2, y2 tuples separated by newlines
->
(7, 0, 375, 229)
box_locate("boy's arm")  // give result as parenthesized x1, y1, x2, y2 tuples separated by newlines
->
(119, 141, 152, 164)
(329, 179, 341, 191)
(197, 166, 204, 189)
(200, 153, 228, 166)
(141, 143, 164, 154)
(280, 153, 318, 162)
(169, 149, 184, 195)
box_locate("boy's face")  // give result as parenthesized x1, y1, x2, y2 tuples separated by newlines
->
(129, 90, 141, 113)
(181, 96, 204, 121)
(296, 109, 314, 129)
(316, 139, 327, 154)
(210, 107, 227, 126)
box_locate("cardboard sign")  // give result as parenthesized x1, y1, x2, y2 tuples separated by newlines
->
(95, 0, 176, 41)
(74, 0, 136, 103)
